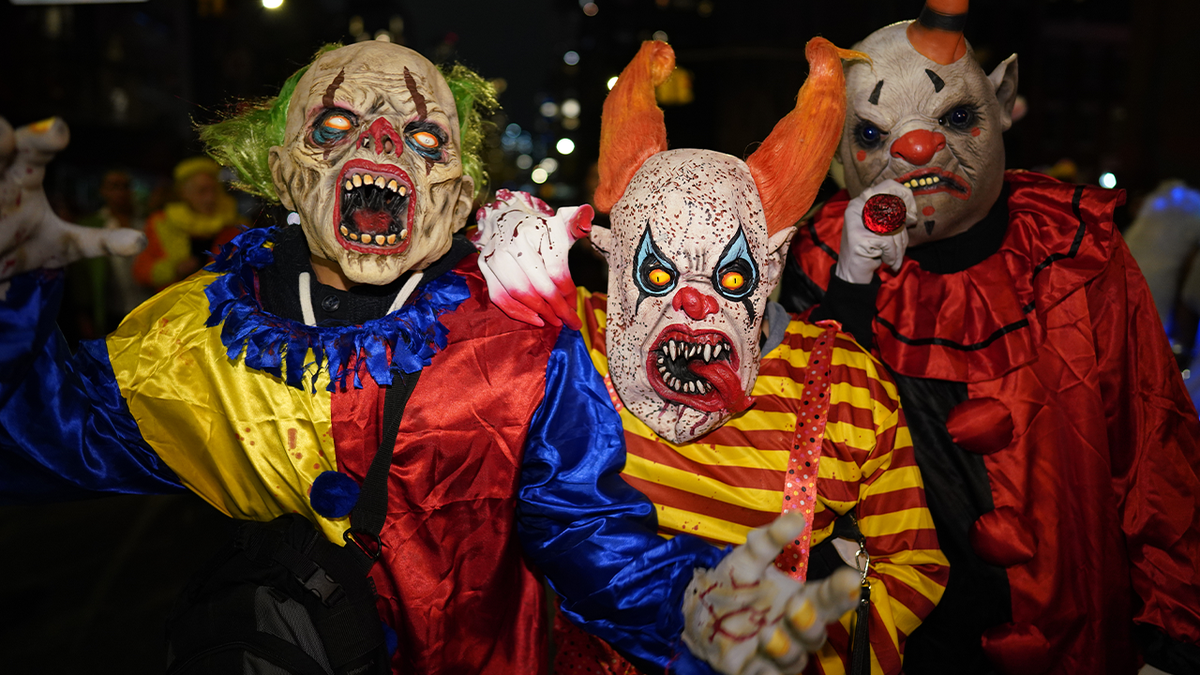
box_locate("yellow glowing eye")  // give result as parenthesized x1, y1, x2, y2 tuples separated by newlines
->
(648, 268, 672, 286)
(323, 115, 352, 131)
(413, 131, 440, 149)
(721, 271, 745, 291)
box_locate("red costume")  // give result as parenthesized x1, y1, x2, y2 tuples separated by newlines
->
(785, 170, 1200, 673)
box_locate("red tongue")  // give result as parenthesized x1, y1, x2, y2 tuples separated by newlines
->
(351, 210, 392, 234)
(690, 360, 755, 413)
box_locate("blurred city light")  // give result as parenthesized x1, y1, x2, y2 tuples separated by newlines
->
(532, 168, 549, 184)
(652, 30, 668, 42)
(540, 101, 559, 118)
(563, 51, 580, 66)
(583, 2, 599, 16)
(556, 138, 576, 155)
(561, 99, 581, 118)
(262, 0, 283, 8)
(540, 158, 559, 174)
(1099, 172, 1117, 189)
(606, 76, 619, 90)
(516, 154, 533, 170)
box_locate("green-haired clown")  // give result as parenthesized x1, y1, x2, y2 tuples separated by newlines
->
(205, 41, 494, 287)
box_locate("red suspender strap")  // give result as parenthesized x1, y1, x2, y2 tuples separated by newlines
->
(774, 320, 839, 582)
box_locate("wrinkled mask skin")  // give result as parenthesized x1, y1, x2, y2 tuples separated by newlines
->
(595, 149, 791, 444)
(269, 42, 475, 285)
(838, 22, 1017, 244)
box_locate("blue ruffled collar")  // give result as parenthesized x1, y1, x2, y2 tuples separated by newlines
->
(204, 227, 470, 391)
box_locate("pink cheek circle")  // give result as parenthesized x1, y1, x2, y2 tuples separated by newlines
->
(971, 128, 982, 137)
(856, 150, 867, 162)
(922, 206, 936, 216)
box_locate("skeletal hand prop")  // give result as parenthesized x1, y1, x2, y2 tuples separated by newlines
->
(682, 513, 863, 675)
(0, 117, 145, 283)
(835, 179, 916, 285)
(472, 189, 593, 330)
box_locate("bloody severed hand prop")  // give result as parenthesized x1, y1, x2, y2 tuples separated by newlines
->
(0, 117, 145, 284)
(682, 513, 862, 675)
(472, 189, 593, 330)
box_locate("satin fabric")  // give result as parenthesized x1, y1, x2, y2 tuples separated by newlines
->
(331, 259, 559, 674)
(106, 267, 348, 541)
(797, 171, 1122, 382)
(0, 271, 182, 502)
(790, 171, 1200, 674)
(518, 328, 727, 675)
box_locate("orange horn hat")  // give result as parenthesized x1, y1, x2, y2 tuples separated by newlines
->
(907, 0, 969, 65)
(593, 40, 674, 214)
(746, 37, 866, 236)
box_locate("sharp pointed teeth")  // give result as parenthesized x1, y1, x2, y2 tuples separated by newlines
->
(340, 225, 349, 236)
(375, 234, 386, 245)
(344, 180, 353, 191)
(352, 175, 363, 188)
(669, 341, 678, 360)
(713, 344, 723, 359)
(387, 233, 397, 244)
(348, 232, 359, 241)
(686, 381, 695, 393)
(704, 344, 712, 362)
(375, 176, 387, 188)
(399, 229, 408, 240)
(657, 365, 667, 374)
(387, 179, 399, 192)
(657, 355, 664, 364)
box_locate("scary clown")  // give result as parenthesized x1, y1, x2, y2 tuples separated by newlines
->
(774, 1, 1200, 674)
(0, 40, 884, 675)
(478, 39, 948, 675)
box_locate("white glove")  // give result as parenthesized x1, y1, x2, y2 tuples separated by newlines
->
(835, 179, 916, 285)
(472, 189, 592, 330)
(0, 117, 145, 284)
(682, 512, 863, 675)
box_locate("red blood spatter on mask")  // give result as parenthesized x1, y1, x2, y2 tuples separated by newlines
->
(863, 193, 907, 234)
(856, 150, 867, 162)
(690, 360, 755, 413)
(352, 210, 392, 234)
(971, 127, 982, 137)
(922, 205, 936, 216)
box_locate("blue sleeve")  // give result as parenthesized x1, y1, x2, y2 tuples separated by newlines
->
(517, 328, 727, 673)
(0, 271, 183, 503)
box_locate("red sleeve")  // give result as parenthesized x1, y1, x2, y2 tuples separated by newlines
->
(1087, 236, 1200, 652)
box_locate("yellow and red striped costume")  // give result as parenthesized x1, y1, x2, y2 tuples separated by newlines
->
(568, 289, 948, 675)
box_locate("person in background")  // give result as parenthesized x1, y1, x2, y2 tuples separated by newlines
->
(133, 156, 245, 291)
(1123, 180, 1200, 412)
(65, 170, 152, 338)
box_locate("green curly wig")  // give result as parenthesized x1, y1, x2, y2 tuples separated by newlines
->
(199, 45, 498, 203)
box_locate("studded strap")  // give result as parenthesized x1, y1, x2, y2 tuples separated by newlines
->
(774, 320, 839, 582)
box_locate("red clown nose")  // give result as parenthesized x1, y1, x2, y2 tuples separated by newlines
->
(673, 287, 720, 320)
(890, 129, 946, 166)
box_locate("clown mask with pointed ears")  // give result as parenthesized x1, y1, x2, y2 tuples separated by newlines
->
(591, 39, 859, 444)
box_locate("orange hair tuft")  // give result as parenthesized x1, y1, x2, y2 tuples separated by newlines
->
(746, 38, 866, 236)
(593, 41, 674, 214)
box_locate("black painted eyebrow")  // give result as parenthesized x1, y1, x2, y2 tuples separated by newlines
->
(869, 80, 885, 105)
(925, 69, 945, 93)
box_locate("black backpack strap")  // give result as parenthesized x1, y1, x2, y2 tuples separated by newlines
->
(344, 368, 422, 568)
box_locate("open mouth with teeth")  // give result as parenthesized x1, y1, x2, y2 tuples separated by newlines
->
(896, 168, 971, 200)
(335, 158, 415, 255)
(646, 325, 752, 413)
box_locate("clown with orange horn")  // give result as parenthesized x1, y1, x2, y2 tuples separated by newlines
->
(777, 2, 1200, 674)
(503, 37, 947, 675)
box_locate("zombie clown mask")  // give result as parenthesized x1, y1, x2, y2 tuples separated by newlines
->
(267, 42, 476, 285)
(591, 39, 857, 443)
(837, 0, 1018, 244)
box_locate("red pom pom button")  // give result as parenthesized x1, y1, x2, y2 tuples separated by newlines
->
(862, 193, 907, 234)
